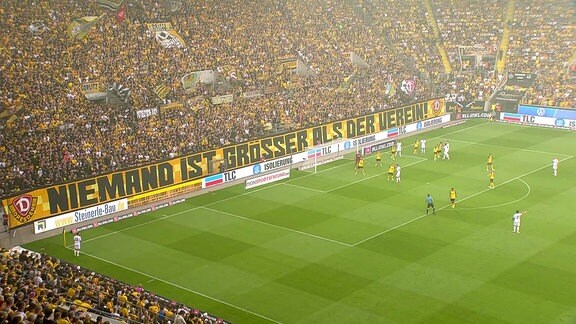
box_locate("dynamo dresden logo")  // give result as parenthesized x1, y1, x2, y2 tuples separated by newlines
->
(432, 100, 443, 117)
(8, 194, 38, 223)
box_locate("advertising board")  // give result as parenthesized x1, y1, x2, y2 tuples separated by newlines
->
(245, 169, 291, 189)
(33, 199, 128, 234)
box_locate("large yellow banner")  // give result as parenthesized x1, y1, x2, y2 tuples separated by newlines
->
(146, 22, 186, 48)
(3, 99, 444, 228)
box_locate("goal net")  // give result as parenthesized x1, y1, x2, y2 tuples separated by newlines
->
(297, 137, 398, 173)
(297, 139, 348, 173)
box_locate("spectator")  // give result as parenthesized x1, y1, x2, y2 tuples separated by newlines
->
(0, 0, 573, 200)
(0, 247, 227, 324)
(506, 0, 575, 108)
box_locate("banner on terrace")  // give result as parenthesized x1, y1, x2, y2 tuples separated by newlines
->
(136, 108, 159, 119)
(2, 98, 445, 228)
(160, 102, 184, 112)
(446, 100, 485, 112)
(28, 21, 48, 35)
(181, 73, 199, 92)
(401, 79, 416, 95)
(212, 94, 233, 105)
(146, 23, 186, 48)
(343, 51, 370, 68)
(275, 57, 298, 75)
(68, 15, 105, 40)
(96, 0, 124, 11)
(153, 83, 170, 100)
(181, 70, 214, 92)
(81, 81, 107, 101)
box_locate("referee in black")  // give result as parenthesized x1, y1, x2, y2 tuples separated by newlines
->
(426, 194, 436, 215)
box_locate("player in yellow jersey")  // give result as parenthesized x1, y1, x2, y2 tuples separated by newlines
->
(387, 163, 395, 181)
(375, 151, 382, 166)
(488, 169, 495, 188)
(490, 106, 496, 123)
(487, 154, 494, 171)
(390, 145, 397, 160)
(413, 139, 420, 154)
(433, 143, 441, 161)
(355, 158, 365, 175)
(449, 188, 457, 208)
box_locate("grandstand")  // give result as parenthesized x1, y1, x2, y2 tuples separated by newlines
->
(1, 0, 575, 323)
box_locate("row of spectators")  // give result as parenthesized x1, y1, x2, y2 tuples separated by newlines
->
(0, 247, 225, 324)
(0, 0, 574, 197)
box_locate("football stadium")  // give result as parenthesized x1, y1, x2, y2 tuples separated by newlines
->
(1, 0, 575, 323)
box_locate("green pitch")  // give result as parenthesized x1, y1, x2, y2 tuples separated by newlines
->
(25, 120, 576, 323)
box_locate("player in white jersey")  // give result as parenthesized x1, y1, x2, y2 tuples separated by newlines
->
(512, 210, 527, 233)
(442, 142, 450, 160)
(552, 158, 558, 176)
(420, 139, 426, 154)
(395, 164, 401, 182)
(396, 142, 403, 157)
(73, 233, 82, 256)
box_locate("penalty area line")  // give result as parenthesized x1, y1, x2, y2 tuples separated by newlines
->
(201, 207, 354, 247)
(281, 182, 326, 193)
(326, 158, 427, 193)
(440, 138, 573, 157)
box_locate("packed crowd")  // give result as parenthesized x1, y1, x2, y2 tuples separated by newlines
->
(432, 0, 503, 69)
(0, 0, 574, 197)
(0, 247, 226, 324)
(370, 0, 446, 85)
(430, 0, 504, 101)
(506, 0, 576, 108)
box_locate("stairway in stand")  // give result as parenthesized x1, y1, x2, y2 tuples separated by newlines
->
(497, 0, 516, 74)
(424, 0, 451, 74)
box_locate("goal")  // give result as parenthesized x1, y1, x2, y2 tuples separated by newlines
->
(297, 137, 398, 173)
(297, 139, 348, 173)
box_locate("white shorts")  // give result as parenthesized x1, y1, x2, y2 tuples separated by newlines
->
(74, 243, 81, 250)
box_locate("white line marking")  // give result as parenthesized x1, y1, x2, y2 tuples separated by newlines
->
(494, 121, 576, 132)
(326, 159, 428, 193)
(80, 161, 351, 245)
(352, 155, 574, 246)
(80, 120, 489, 246)
(59, 120, 540, 321)
(281, 182, 326, 193)
(441, 138, 573, 157)
(398, 155, 429, 160)
(66, 248, 282, 323)
(457, 179, 531, 210)
(201, 207, 354, 247)
(79, 214, 174, 245)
